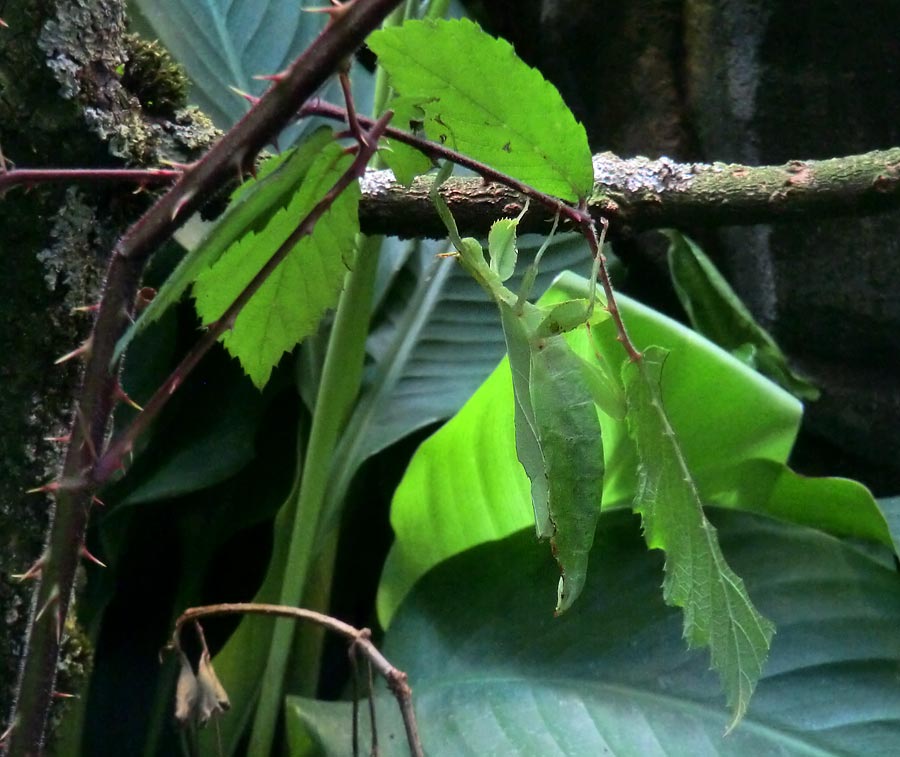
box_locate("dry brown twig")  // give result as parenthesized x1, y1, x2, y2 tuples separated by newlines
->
(169, 603, 424, 757)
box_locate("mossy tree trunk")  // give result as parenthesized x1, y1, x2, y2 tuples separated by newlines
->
(0, 0, 216, 738)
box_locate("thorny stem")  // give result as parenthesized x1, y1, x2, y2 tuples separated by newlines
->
(302, 99, 591, 227)
(306, 100, 642, 358)
(171, 604, 424, 757)
(93, 113, 393, 485)
(4, 2, 404, 754)
(0, 167, 182, 194)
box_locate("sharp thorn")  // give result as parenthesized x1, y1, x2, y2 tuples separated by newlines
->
(52, 691, 78, 700)
(171, 192, 194, 221)
(27, 480, 60, 495)
(71, 303, 100, 314)
(44, 434, 71, 443)
(92, 495, 106, 507)
(0, 717, 17, 746)
(114, 383, 143, 411)
(54, 338, 92, 365)
(252, 72, 286, 83)
(80, 545, 107, 568)
(158, 158, 194, 171)
(228, 85, 260, 105)
(35, 584, 60, 623)
(12, 554, 47, 582)
(0, 17, 8, 29)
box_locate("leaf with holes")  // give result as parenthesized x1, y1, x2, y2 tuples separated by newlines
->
(369, 18, 593, 201)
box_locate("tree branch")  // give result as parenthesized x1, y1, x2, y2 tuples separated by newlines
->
(357, 149, 900, 238)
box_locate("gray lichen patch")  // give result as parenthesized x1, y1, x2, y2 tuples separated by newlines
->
(36, 188, 105, 312)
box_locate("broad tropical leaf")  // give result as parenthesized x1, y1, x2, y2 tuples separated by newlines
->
(292, 509, 900, 755)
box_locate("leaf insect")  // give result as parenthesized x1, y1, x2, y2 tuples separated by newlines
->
(430, 162, 616, 614)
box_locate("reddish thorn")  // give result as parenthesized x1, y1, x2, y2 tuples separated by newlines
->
(158, 158, 194, 171)
(168, 376, 182, 395)
(171, 194, 193, 221)
(52, 691, 78, 700)
(35, 585, 60, 623)
(252, 72, 286, 83)
(80, 544, 107, 568)
(27, 480, 60, 495)
(0, 17, 8, 29)
(71, 302, 100, 314)
(114, 382, 143, 411)
(0, 718, 16, 746)
(228, 85, 260, 105)
(341, 143, 361, 157)
(44, 433, 71, 444)
(92, 495, 106, 507)
(54, 338, 92, 365)
(303, 0, 352, 22)
(12, 554, 47, 582)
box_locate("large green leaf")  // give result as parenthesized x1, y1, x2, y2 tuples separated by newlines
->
(129, 0, 372, 129)
(623, 346, 774, 728)
(368, 18, 593, 201)
(289, 509, 900, 755)
(193, 135, 360, 388)
(376, 281, 801, 626)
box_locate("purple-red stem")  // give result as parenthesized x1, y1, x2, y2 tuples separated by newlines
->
(0, 167, 182, 194)
(305, 99, 642, 359)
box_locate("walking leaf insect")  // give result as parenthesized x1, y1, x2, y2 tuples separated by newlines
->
(430, 162, 611, 614)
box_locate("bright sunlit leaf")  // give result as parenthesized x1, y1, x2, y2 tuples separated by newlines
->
(369, 18, 593, 201)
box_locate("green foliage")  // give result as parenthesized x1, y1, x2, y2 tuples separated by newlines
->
(291, 509, 900, 755)
(116, 130, 335, 362)
(129, 0, 374, 130)
(376, 280, 802, 627)
(622, 347, 774, 729)
(369, 18, 593, 200)
(665, 230, 819, 400)
(193, 135, 360, 388)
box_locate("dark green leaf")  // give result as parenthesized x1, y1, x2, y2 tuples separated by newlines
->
(292, 509, 900, 755)
(665, 230, 819, 400)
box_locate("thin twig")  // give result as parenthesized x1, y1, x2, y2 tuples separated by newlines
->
(170, 603, 424, 757)
(0, 167, 182, 194)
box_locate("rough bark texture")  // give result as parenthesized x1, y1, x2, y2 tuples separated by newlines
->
(0, 0, 217, 738)
(474, 0, 900, 491)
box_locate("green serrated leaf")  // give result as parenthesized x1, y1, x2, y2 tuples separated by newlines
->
(379, 95, 434, 185)
(622, 346, 775, 730)
(192, 136, 359, 389)
(115, 130, 335, 364)
(665, 230, 819, 401)
(369, 18, 593, 201)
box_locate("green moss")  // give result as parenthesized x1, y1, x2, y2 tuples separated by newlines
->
(121, 34, 189, 118)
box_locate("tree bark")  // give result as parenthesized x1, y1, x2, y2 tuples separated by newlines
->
(0, 0, 216, 742)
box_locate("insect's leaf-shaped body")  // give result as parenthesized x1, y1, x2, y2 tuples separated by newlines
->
(529, 334, 605, 614)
